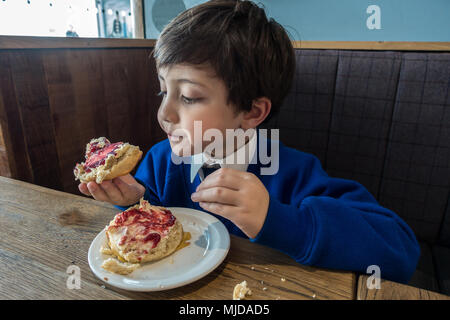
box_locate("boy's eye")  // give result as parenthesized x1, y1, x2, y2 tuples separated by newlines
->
(157, 91, 201, 105)
(182, 95, 200, 105)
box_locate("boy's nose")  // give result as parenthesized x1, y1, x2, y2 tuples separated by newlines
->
(159, 99, 179, 124)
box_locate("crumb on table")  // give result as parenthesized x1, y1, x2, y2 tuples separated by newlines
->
(233, 281, 252, 300)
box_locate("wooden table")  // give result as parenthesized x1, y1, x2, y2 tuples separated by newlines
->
(357, 275, 450, 300)
(0, 176, 356, 300)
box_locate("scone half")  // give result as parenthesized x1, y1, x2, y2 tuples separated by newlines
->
(105, 198, 183, 264)
(74, 137, 142, 184)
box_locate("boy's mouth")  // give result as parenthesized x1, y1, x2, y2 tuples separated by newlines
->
(168, 133, 183, 143)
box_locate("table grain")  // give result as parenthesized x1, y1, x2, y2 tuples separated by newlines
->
(0, 176, 356, 300)
(357, 275, 450, 300)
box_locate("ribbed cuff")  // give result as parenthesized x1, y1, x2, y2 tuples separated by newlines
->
(250, 197, 315, 262)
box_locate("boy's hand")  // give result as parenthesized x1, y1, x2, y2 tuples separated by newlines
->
(78, 174, 145, 207)
(190, 168, 269, 239)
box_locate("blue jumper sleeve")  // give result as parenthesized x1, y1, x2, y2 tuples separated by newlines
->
(251, 154, 420, 283)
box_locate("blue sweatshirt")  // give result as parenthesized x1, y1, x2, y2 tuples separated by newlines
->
(116, 133, 420, 284)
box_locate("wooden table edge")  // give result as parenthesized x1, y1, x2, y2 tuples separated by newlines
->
(357, 274, 450, 300)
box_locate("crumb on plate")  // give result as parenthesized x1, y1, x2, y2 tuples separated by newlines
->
(101, 257, 140, 275)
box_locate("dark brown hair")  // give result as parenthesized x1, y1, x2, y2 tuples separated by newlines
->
(153, 0, 295, 122)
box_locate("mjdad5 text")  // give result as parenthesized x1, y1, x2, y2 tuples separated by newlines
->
(178, 304, 270, 317)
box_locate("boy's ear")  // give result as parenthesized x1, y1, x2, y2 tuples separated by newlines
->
(241, 97, 272, 129)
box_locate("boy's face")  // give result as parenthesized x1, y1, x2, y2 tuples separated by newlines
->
(157, 63, 245, 157)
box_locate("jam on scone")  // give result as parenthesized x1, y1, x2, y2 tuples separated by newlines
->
(101, 198, 183, 274)
(74, 137, 142, 184)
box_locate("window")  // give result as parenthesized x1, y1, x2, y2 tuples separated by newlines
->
(0, 0, 141, 38)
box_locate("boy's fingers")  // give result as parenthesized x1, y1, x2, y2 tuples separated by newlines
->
(99, 180, 124, 203)
(196, 169, 241, 192)
(78, 183, 92, 196)
(117, 173, 138, 185)
(198, 201, 238, 220)
(191, 187, 240, 206)
(113, 177, 145, 200)
(87, 181, 111, 202)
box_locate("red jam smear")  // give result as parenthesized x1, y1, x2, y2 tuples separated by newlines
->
(119, 236, 127, 246)
(112, 207, 176, 249)
(88, 139, 110, 156)
(143, 233, 161, 249)
(83, 141, 122, 172)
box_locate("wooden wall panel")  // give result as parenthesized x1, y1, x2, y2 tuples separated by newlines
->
(0, 124, 10, 177)
(67, 49, 109, 140)
(0, 123, 4, 147)
(8, 51, 63, 190)
(0, 52, 33, 182)
(44, 50, 84, 194)
(0, 47, 163, 195)
(148, 51, 167, 146)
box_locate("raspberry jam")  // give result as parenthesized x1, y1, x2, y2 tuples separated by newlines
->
(111, 206, 176, 249)
(143, 233, 161, 248)
(83, 142, 122, 172)
(88, 140, 108, 156)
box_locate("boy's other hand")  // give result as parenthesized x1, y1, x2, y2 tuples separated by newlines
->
(78, 174, 145, 207)
(190, 167, 270, 239)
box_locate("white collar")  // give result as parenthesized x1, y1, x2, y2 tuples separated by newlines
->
(190, 129, 257, 182)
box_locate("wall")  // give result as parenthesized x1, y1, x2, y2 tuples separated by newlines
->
(144, 0, 450, 42)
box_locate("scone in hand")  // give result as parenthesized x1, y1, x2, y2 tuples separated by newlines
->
(74, 137, 142, 184)
(105, 198, 183, 264)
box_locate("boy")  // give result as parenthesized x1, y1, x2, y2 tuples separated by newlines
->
(79, 0, 420, 283)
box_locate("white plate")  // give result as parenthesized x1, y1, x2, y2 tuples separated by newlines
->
(88, 207, 230, 292)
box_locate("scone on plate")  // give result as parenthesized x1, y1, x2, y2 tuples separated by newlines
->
(74, 137, 142, 184)
(104, 198, 183, 264)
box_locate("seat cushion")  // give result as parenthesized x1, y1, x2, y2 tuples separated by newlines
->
(439, 196, 450, 246)
(408, 241, 440, 292)
(263, 50, 450, 245)
(409, 243, 450, 295)
(432, 245, 450, 295)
